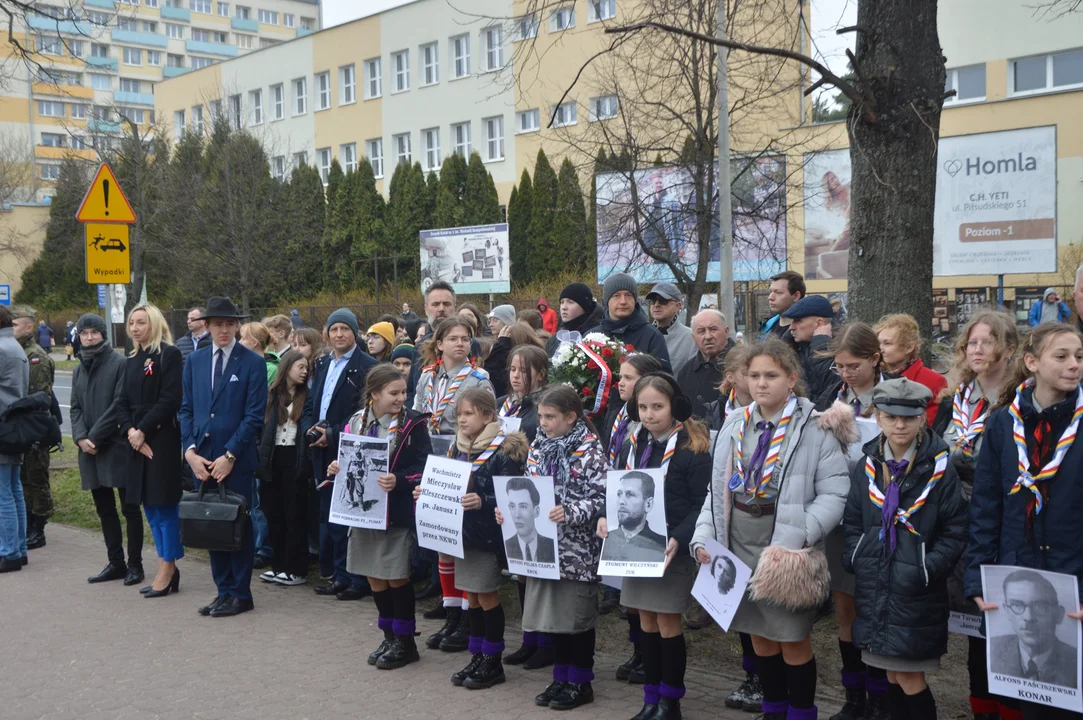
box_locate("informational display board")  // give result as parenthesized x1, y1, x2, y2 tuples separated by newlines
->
(419, 223, 509, 294)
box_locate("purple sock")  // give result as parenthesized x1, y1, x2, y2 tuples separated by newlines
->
(468, 636, 483, 655)
(659, 683, 686, 701)
(866, 673, 889, 696)
(377, 616, 393, 632)
(538, 633, 553, 648)
(523, 631, 538, 648)
(644, 684, 660, 705)
(568, 666, 595, 684)
(841, 670, 865, 691)
(553, 663, 569, 682)
(786, 706, 818, 720)
(482, 640, 506, 656)
(392, 619, 416, 637)
(762, 701, 790, 715)
(742, 654, 757, 675)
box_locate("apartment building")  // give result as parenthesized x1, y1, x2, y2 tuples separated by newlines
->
(1, 0, 319, 198)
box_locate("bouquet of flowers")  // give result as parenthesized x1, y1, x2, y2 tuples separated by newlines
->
(549, 332, 635, 418)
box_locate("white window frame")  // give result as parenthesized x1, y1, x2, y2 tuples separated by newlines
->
(228, 93, 241, 129)
(340, 64, 356, 104)
(38, 101, 64, 117)
(258, 9, 278, 24)
(392, 50, 410, 93)
(451, 34, 470, 79)
(517, 14, 538, 41)
(315, 71, 331, 111)
(364, 58, 382, 99)
(317, 147, 331, 183)
(71, 103, 89, 119)
(1009, 50, 1083, 96)
(482, 26, 503, 73)
(393, 133, 411, 166)
(189, 0, 211, 13)
(190, 56, 213, 70)
(516, 109, 540, 134)
(421, 42, 439, 86)
(588, 0, 616, 23)
(422, 127, 440, 170)
(284, 13, 295, 28)
(36, 34, 62, 55)
(451, 122, 471, 157)
(166, 23, 184, 39)
(147, 50, 162, 66)
(551, 102, 577, 127)
(217, 2, 229, 17)
(90, 73, 112, 90)
(367, 138, 384, 178)
(40, 164, 60, 181)
(250, 88, 263, 124)
(589, 94, 618, 121)
(173, 109, 185, 140)
(292, 77, 307, 115)
(550, 6, 575, 32)
(293, 151, 308, 168)
(191, 105, 204, 134)
(271, 83, 284, 120)
(944, 65, 986, 105)
(271, 155, 285, 181)
(119, 77, 141, 93)
(341, 143, 357, 173)
(237, 34, 253, 50)
(122, 47, 142, 66)
(483, 115, 504, 162)
(145, 0, 159, 7)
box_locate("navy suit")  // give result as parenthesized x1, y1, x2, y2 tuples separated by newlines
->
(300, 345, 377, 587)
(179, 342, 268, 601)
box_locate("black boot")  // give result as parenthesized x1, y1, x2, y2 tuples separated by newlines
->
(648, 698, 682, 720)
(628, 662, 646, 685)
(504, 643, 536, 666)
(376, 635, 420, 670)
(423, 603, 448, 620)
(26, 516, 46, 550)
(549, 681, 594, 710)
(463, 654, 505, 689)
(368, 628, 394, 665)
(439, 609, 471, 652)
(522, 644, 554, 669)
(616, 651, 642, 681)
(535, 681, 566, 707)
(630, 704, 657, 720)
(426, 606, 461, 649)
(830, 688, 866, 720)
(451, 654, 484, 686)
(864, 692, 890, 720)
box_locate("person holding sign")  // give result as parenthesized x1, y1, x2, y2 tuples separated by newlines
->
(842, 378, 968, 720)
(602, 373, 711, 720)
(414, 317, 494, 647)
(497, 345, 548, 443)
(690, 339, 850, 720)
(968, 323, 1083, 720)
(328, 364, 432, 670)
(499, 385, 606, 711)
(932, 311, 1019, 720)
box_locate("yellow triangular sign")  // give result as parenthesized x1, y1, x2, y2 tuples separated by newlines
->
(76, 163, 137, 223)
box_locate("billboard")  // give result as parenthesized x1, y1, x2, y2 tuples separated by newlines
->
(595, 156, 787, 284)
(419, 223, 509, 295)
(803, 126, 1058, 280)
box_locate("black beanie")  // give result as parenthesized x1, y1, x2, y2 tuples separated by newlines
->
(560, 282, 596, 315)
(76, 313, 108, 336)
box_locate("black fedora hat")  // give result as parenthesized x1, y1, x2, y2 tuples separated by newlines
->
(199, 296, 249, 321)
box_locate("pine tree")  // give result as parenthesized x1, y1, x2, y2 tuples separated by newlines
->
(463, 152, 502, 224)
(349, 157, 386, 275)
(322, 159, 345, 286)
(507, 169, 533, 286)
(553, 158, 590, 270)
(386, 162, 431, 286)
(527, 149, 558, 279)
(326, 169, 360, 291)
(285, 164, 326, 297)
(432, 152, 468, 229)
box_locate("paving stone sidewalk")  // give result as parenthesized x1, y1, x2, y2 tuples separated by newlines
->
(1, 524, 843, 719)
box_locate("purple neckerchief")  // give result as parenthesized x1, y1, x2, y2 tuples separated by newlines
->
(743, 421, 773, 492)
(366, 421, 380, 438)
(609, 418, 630, 464)
(637, 437, 654, 468)
(881, 459, 909, 555)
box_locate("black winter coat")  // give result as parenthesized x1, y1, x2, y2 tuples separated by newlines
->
(385, 409, 433, 528)
(599, 306, 672, 372)
(116, 344, 184, 507)
(796, 335, 836, 402)
(617, 426, 712, 556)
(843, 432, 968, 661)
(459, 431, 529, 553)
(675, 339, 736, 420)
(497, 392, 540, 443)
(257, 387, 311, 486)
(301, 347, 378, 484)
(483, 337, 512, 398)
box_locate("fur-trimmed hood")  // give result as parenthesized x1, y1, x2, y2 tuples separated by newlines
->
(498, 430, 530, 463)
(815, 399, 861, 448)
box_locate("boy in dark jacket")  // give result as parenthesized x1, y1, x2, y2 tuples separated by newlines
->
(598, 273, 672, 372)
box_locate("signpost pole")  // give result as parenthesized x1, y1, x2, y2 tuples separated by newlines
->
(997, 275, 1005, 308)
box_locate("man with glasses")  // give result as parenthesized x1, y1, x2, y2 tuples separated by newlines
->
(646, 282, 695, 374)
(990, 569, 1078, 689)
(176, 306, 211, 361)
(780, 295, 836, 400)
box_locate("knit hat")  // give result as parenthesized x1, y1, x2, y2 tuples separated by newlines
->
(560, 282, 596, 315)
(487, 304, 517, 328)
(391, 344, 416, 363)
(325, 308, 359, 338)
(76, 313, 107, 336)
(367, 321, 395, 347)
(602, 272, 638, 308)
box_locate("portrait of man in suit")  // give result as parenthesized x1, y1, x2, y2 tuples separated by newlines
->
(601, 470, 667, 563)
(989, 569, 1079, 689)
(503, 476, 555, 564)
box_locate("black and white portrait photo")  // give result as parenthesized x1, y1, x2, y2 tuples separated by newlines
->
(494, 476, 560, 580)
(712, 554, 737, 595)
(982, 565, 1083, 714)
(599, 469, 668, 577)
(690, 538, 752, 632)
(329, 434, 391, 530)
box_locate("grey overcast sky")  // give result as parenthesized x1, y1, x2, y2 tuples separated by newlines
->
(322, 0, 414, 28)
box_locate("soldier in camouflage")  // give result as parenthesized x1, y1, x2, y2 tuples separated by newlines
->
(10, 306, 55, 549)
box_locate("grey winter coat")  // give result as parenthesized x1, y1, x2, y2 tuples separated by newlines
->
(413, 364, 494, 435)
(0, 327, 29, 465)
(657, 318, 697, 376)
(71, 342, 128, 492)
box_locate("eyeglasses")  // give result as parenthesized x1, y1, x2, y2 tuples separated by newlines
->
(966, 340, 995, 351)
(832, 358, 872, 376)
(1005, 599, 1056, 617)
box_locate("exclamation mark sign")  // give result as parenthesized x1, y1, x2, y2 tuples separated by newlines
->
(103, 179, 110, 217)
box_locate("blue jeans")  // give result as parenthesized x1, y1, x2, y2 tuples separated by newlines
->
(0, 464, 27, 560)
(145, 504, 184, 563)
(252, 482, 272, 559)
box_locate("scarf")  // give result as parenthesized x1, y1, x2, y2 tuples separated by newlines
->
(79, 339, 112, 372)
(727, 396, 799, 498)
(500, 395, 521, 418)
(626, 423, 683, 476)
(424, 360, 472, 433)
(950, 381, 989, 459)
(455, 420, 502, 457)
(865, 444, 947, 556)
(530, 421, 592, 483)
(1007, 380, 1083, 521)
(608, 403, 631, 468)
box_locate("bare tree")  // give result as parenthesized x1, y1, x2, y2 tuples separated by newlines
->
(0, 128, 38, 204)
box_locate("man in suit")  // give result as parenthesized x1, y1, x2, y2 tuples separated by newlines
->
(504, 476, 555, 563)
(301, 308, 377, 601)
(602, 471, 667, 562)
(990, 569, 1079, 689)
(179, 297, 268, 617)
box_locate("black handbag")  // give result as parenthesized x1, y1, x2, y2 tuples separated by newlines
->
(179, 481, 249, 553)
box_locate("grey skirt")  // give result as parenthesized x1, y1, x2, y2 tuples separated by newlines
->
(622, 555, 697, 614)
(346, 526, 415, 579)
(826, 526, 856, 595)
(455, 548, 503, 593)
(729, 507, 817, 642)
(863, 650, 941, 672)
(523, 578, 598, 634)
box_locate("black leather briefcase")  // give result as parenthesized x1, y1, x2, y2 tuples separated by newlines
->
(179, 481, 249, 553)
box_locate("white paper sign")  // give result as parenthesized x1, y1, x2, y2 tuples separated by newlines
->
(950, 611, 984, 639)
(499, 416, 523, 434)
(415, 455, 472, 559)
(494, 475, 560, 580)
(691, 538, 752, 632)
(598, 468, 668, 578)
(329, 434, 390, 530)
(982, 564, 1082, 713)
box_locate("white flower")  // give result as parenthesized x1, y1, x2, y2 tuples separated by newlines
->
(582, 332, 609, 344)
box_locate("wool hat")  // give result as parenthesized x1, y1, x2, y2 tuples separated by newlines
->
(391, 344, 416, 363)
(76, 313, 108, 336)
(871, 377, 932, 417)
(367, 321, 395, 347)
(487, 304, 517, 328)
(781, 295, 834, 320)
(602, 272, 638, 308)
(326, 308, 359, 338)
(560, 282, 596, 315)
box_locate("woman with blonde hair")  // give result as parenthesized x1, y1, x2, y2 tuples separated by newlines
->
(116, 303, 184, 597)
(240, 321, 277, 384)
(874, 314, 945, 425)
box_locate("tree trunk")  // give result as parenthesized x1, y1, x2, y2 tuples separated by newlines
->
(846, 0, 945, 330)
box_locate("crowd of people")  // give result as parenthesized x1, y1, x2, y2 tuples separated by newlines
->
(1, 266, 1082, 720)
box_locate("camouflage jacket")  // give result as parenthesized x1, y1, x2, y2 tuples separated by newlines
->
(18, 335, 54, 396)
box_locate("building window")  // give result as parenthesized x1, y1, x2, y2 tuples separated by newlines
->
(40, 164, 60, 181)
(271, 83, 284, 119)
(217, 2, 229, 16)
(166, 23, 184, 39)
(452, 122, 471, 157)
(173, 109, 185, 140)
(484, 116, 504, 161)
(260, 38, 280, 49)
(142, 21, 158, 33)
(192, 28, 209, 42)
(944, 65, 986, 104)
(293, 77, 307, 115)
(209, 98, 222, 119)
(40, 133, 66, 148)
(69, 40, 85, 58)
(301, 17, 315, 30)
(87, 11, 110, 25)
(451, 34, 470, 79)
(315, 72, 331, 110)
(293, 151, 308, 168)
(271, 155, 285, 181)
(392, 50, 410, 92)
(147, 51, 162, 66)
(190, 0, 211, 13)
(364, 57, 382, 99)
(341, 143, 357, 173)
(422, 128, 441, 170)
(117, 17, 137, 31)
(167, 54, 184, 67)
(421, 42, 439, 86)
(91, 43, 109, 58)
(36, 34, 61, 55)
(235, 5, 250, 20)
(368, 138, 384, 178)
(90, 73, 112, 90)
(517, 14, 538, 41)
(516, 109, 540, 133)
(340, 64, 356, 104)
(72, 135, 88, 149)
(229, 94, 241, 128)
(119, 107, 147, 124)
(284, 13, 295, 28)
(394, 133, 411, 166)
(551, 102, 577, 127)
(258, 10, 278, 24)
(588, 0, 616, 22)
(1011, 49, 1083, 94)
(119, 78, 142, 93)
(317, 147, 331, 182)
(237, 34, 253, 49)
(590, 94, 618, 121)
(192, 105, 204, 134)
(483, 26, 503, 72)
(71, 103, 89, 119)
(38, 101, 64, 117)
(190, 56, 213, 69)
(145, 0, 159, 7)
(249, 89, 262, 124)
(550, 6, 575, 31)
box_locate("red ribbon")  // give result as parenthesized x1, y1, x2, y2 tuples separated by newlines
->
(576, 342, 611, 418)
